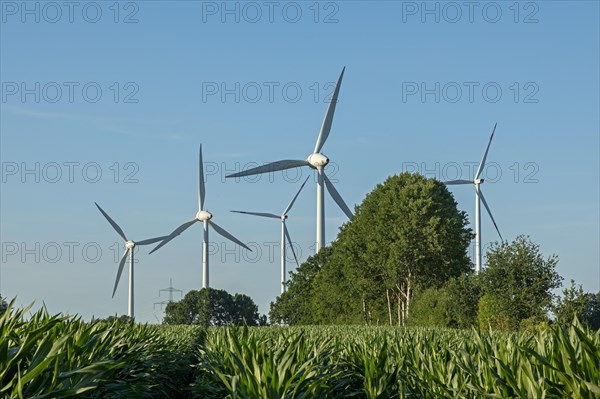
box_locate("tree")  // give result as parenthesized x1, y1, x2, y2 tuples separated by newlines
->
(445, 273, 482, 328)
(269, 248, 332, 325)
(313, 173, 473, 325)
(0, 294, 7, 316)
(554, 280, 600, 330)
(478, 235, 563, 330)
(408, 273, 483, 329)
(258, 314, 268, 326)
(477, 293, 511, 330)
(311, 247, 366, 324)
(98, 315, 134, 324)
(231, 293, 260, 325)
(582, 293, 600, 330)
(408, 287, 452, 327)
(164, 288, 262, 326)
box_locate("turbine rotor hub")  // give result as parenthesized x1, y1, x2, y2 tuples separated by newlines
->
(474, 178, 484, 184)
(307, 152, 329, 168)
(196, 210, 212, 221)
(125, 240, 135, 249)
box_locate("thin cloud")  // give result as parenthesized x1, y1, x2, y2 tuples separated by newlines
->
(2, 104, 82, 119)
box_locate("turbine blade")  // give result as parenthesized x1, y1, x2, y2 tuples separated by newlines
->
(479, 189, 503, 241)
(314, 67, 345, 154)
(210, 221, 251, 251)
(112, 249, 129, 298)
(136, 236, 170, 246)
(149, 219, 198, 254)
(282, 176, 310, 216)
(231, 210, 280, 219)
(199, 144, 206, 211)
(284, 225, 299, 267)
(444, 180, 473, 185)
(226, 160, 309, 179)
(323, 173, 353, 219)
(475, 123, 497, 180)
(95, 202, 127, 241)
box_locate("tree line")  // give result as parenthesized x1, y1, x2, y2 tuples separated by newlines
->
(268, 173, 599, 331)
(163, 287, 267, 327)
(158, 172, 598, 330)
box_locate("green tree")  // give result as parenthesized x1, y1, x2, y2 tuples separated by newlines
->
(0, 294, 7, 316)
(313, 173, 473, 325)
(98, 315, 134, 324)
(311, 247, 366, 324)
(269, 248, 332, 325)
(583, 293, 600, 330)
(231, 293, 260, 325)
(445, 273, 482, 328)
(164, 288, 262, 326)
(478, 235, 563, 330)
(409, 273, 483, 329)
(404, 273, 483, 329)
(477, 293, 511, 330)
(408, 287, 451, 327)
(554, 280, 600, 330)
(258, 314, 268, 326)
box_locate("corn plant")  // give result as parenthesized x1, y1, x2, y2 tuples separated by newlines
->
(0, 300, 205, 399)
(3, 300, 598, 399)
(194, 324, 600, 399)
(196, 326, 344, 398)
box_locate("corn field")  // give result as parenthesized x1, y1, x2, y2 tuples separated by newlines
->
(2, 301, 599, 398)
(196, 325, 600, 398)
(0, 299, 203, 398)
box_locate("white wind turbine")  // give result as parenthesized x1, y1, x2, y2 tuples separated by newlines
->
(150, 145, 251, 288)
(444, 123, 503, 273)
(95, 203, 167, 319)
(231, 176, 309, 294)
(226, 67, 352, 253)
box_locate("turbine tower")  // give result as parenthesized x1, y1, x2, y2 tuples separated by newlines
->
(226, 67, 352, 253)
(150, 145, 251, 288)
(231, 176, 309, 294)
(444, 123, 503, 273)
(95, 203, 167, 319)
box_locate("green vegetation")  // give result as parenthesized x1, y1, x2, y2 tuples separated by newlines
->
(406, 236, 599, 332)
(3, 299, 600, 398)
(270, 174, 577, 331)
(0, 294, 7, 316)
(271, 173, 473, 325)
(477, 236, 562, 330)
(193, 325, 600, 398)
(3, 172, 599, 397)
(1, 299, 203, 398)
(163, 287, 266, 327)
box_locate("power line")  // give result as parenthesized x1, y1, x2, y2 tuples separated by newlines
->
(153, 278, 183, 310)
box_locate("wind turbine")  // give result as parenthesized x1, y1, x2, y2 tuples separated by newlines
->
(150, 145, 251, 288)
(231, 176, 309, 294)
(226, 67, 353, 253)
(444, 123, 503, 274)
(95, 203, 167, 319)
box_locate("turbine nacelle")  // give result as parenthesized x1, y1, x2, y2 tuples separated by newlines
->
(196, 210, 213, 221)
(307, 152, 329, 169)
(474, 178, 484, 185)
(281, 215, 288, 221)
(125, 240, 135, 249)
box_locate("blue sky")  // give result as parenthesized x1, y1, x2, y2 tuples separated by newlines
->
(1, 1, 598, 323)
